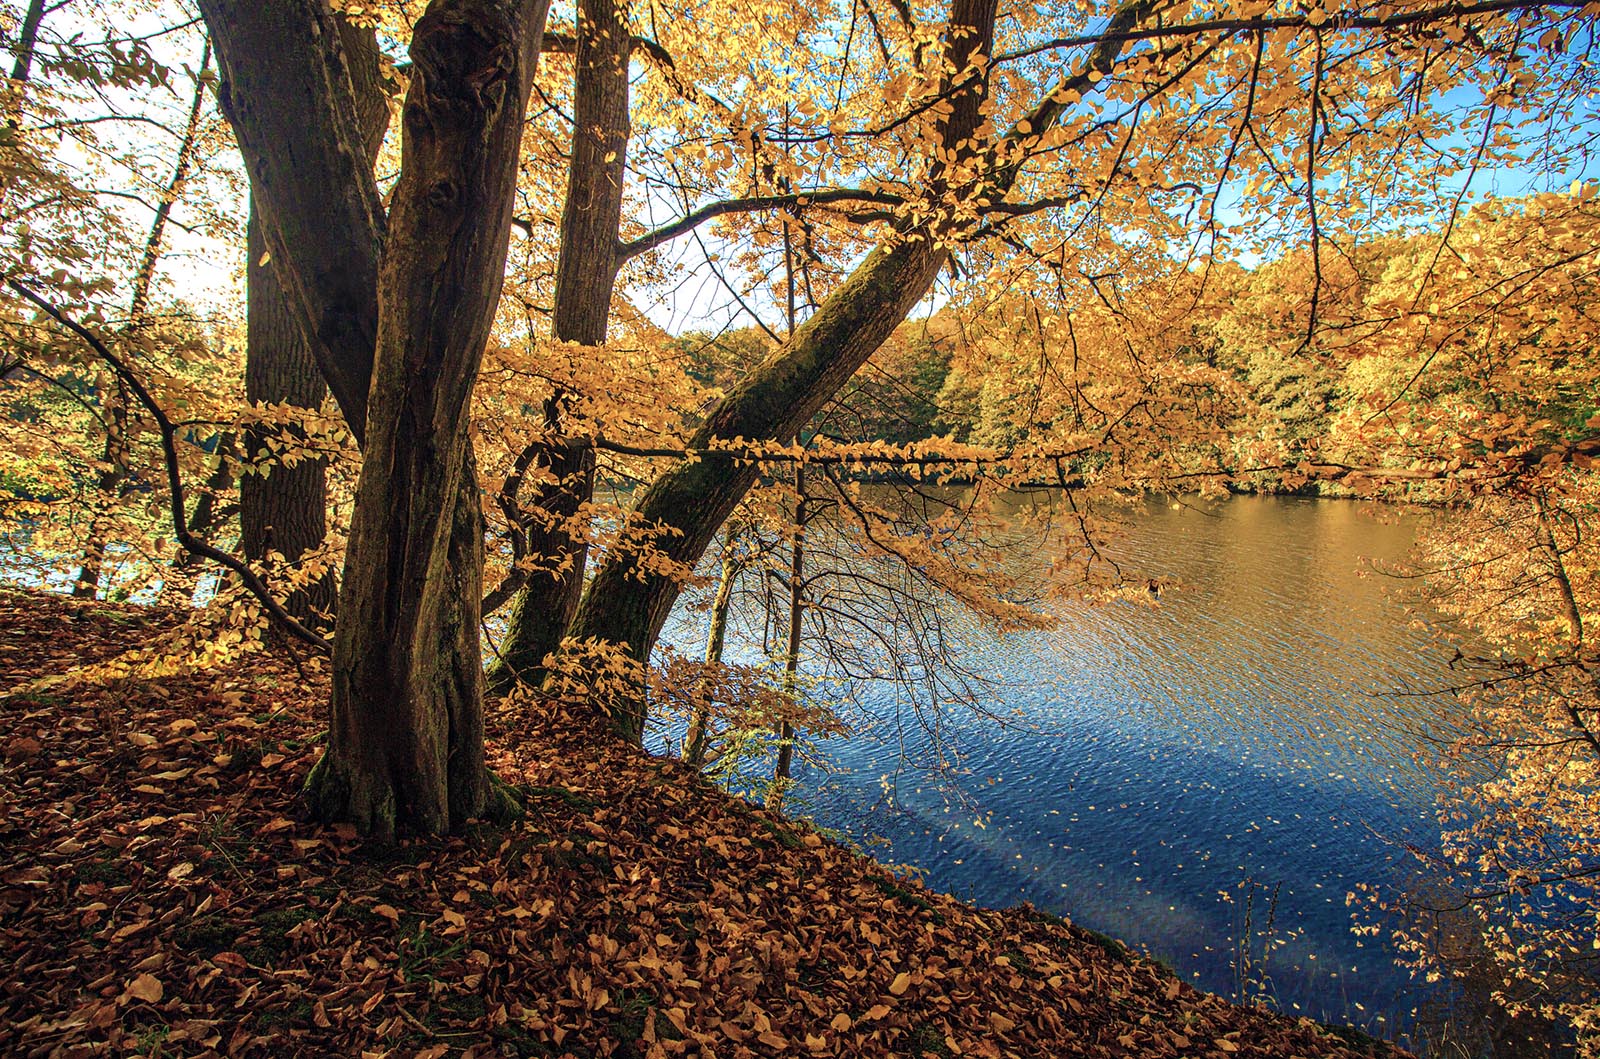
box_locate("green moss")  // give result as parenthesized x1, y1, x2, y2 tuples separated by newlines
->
(610, 988, 659, 1057)
(247, 905, 317, 962)
(909, 1021, 955, 1058)
(755, 816, 801, 849)
(1314, 1019, 1390, 1056)
(872, 875, 945, 923)
(400, 924, 467, 983)
(523, 784, 598, 811)
(999, 947, 1034, 975)
(175, 916, 239, 955)
(75, 857, 129, 887)
(256, 998, 315, 1031)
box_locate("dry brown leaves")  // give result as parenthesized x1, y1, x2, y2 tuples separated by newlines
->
(0, 587, 1406, 1059)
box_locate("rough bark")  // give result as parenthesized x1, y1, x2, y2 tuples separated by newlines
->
(489, 0, 630, 690)
(205, 0, 549, 837)
(304, 0, 550, 839)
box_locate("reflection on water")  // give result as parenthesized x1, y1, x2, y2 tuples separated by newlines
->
(663, 494, 1454, 1034)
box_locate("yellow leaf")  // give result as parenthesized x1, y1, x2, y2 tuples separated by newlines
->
(830, 1013, 851, 1031)
(888, 971, 911, 995)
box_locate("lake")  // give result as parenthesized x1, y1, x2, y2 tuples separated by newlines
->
(662, 493, 1455, 1038)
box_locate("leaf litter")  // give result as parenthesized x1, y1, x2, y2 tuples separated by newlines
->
(0, 587, 1404, 1058)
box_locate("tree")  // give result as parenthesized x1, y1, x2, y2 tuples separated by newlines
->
(488, 0, 630, 688)
(238, 20, 389, 629)
(200, 0, 552, 838)
(559, 0, 1013, 740)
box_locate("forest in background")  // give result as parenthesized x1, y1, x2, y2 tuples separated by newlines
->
(1, 0, 1598, 1052)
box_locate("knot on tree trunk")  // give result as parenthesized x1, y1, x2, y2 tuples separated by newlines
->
(412, 6, 518, 117)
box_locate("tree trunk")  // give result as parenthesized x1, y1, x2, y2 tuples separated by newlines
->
(684, 523, 742, 768)
(202, 0, 385, 435)
(165, 431, 238, 605)
(6, 0, 45, 84)
(771, 470, 806, 805)
(240, 204, 336, 625)
(565, 237, 948, 738)
(489, 0, 629, 690)
(238, 18, 389, 630)
(563, 0, 1154, 744)
(302, 0, 550, 839)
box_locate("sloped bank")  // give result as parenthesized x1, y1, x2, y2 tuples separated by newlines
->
(0, 588, 1402, 1058)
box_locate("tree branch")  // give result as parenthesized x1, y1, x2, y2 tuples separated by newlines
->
(9, 278, 333, 654)
(618, 188, 906, 261)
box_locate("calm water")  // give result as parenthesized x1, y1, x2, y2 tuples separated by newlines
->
(663, 494, 1454, 1036)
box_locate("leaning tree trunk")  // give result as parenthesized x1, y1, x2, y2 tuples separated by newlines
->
(303, 0, 550, 839)
(489, 0, 629, 690)
(565, 237, 947, 739)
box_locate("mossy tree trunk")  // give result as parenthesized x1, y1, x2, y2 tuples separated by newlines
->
(565, 234, 951, 740)
(564, 0, 1154, 744)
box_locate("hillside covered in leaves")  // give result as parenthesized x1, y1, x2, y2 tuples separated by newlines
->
(0, 588, 1401, 1059)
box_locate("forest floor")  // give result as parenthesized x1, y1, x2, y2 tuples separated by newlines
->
(0, 586, 1406, 1059)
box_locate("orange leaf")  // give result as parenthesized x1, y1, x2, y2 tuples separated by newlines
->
(122, 973, 162, 1004)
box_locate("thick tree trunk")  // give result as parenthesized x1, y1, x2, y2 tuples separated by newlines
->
(206, 0, 549, 837)
(202, 0, 385, 435)
(241, 204, 336, 625)
(489, 0, 629, 690)
(301, 0, 549, 839)
(238, 19, 389, 630)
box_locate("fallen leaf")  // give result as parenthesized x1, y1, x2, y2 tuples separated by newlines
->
(122, 973, 162, 1004)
